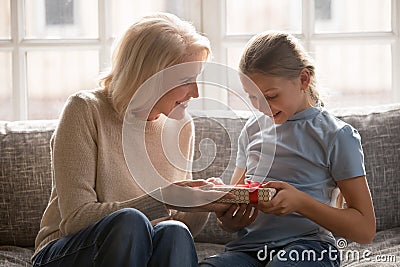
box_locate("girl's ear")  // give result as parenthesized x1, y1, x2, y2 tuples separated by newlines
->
(299, 68, 310, 91)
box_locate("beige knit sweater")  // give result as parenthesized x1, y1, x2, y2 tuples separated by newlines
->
(34, 89, 209, 256)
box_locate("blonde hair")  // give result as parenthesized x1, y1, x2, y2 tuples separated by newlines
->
(100, 12, 211, 116)
(239, 31, 323, 106)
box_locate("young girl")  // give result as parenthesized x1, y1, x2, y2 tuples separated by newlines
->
(199, 31, 376, 267)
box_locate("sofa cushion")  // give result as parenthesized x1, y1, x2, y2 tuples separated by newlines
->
(195, 242, 225, 262)
(0, 121, 56, 247)
(191, 111, 248, 183)
(0, 246, 33, 267)
(335, 105, 400, 231)
(341, 227, 400, 266)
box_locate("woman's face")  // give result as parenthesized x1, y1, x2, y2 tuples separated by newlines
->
(244, 71, 311, 124)
(148, 51, 207, 121)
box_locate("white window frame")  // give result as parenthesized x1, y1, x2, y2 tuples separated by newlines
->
(5, 0, 110, 120)
(3, 0, 201, 121)
(201, 0, 400, 107)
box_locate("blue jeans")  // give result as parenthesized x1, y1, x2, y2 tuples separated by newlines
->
(32, 208, 198, 267)
(199, 239, 340, 267)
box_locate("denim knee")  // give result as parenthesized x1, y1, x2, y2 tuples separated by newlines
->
(98, 208, 153, 243)
(154, 220, 191, 239)
(96, 208, 153, 250)
(93, 208, 154, 264)
(149, 220, 198, 267)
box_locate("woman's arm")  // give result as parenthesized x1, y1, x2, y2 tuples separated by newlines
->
(259, 176, 376, 244)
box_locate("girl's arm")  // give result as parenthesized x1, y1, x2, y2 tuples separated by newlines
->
(259, 175, 376, 244)
(231, 167, 246, 185)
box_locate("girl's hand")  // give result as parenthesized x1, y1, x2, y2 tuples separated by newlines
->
(257, 181, 307, 216)
(216, 204, 258, 232)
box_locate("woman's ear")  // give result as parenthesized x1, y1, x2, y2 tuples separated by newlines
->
(299, 68, 310, 91)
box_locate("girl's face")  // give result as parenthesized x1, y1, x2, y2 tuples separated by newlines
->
(148, 51, 207, 121)
(244, 70, 311, 124)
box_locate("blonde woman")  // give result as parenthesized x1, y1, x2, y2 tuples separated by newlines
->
(32, 13, 230, 267)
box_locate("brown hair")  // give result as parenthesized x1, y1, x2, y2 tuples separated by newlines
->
(239, 31, 323, 106)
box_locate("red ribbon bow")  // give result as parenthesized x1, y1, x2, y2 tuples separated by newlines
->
(233, 179, 267, 203)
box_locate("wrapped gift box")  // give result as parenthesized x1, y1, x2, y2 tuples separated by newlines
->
(210, 185, 276, 204)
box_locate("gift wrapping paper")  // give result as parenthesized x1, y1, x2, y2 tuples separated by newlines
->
(210, 186, 276, 204)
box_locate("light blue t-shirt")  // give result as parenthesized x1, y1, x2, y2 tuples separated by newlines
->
(226, 105, 366, 252)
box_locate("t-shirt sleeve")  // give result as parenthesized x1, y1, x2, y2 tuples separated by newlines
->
(236, 126, 248, 169)
(329, 124, 366, 181)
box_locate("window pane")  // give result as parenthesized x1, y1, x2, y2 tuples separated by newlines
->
(0, 0, 11, 39)
(226, 47, 247, 110)
(314, 44, 392, 108)
(315, 0, 391, 33)
(110, 0, 184, 37)
(25, 0, 98, 39)
(0, 52, 12, 120)
(226, 0, 302, 35)
(27, 50, 99, 119)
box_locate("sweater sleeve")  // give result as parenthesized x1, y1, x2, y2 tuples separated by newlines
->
(53, 95, 169, 236)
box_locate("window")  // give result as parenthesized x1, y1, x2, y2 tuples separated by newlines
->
(315, 0, 332, 21)
(202, 0, 400, 110)
(0, 52, 12, 121)
(0, 0, 10, 39)
(1, 0, 199, 120)
(1, 0, 399, 120)
(45, 0, 74, 25)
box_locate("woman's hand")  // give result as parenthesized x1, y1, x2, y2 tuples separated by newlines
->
(172, 179, 215, 188)
(257, 181, 307, 216)
(206, 177, 225, 185)
(161, 179, 234, 213)
(216, 204, 258, 232)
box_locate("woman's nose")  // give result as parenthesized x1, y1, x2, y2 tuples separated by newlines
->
(189, 83, 199, 98)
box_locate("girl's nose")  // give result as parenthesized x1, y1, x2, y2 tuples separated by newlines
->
(258, 99, 271, 114)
